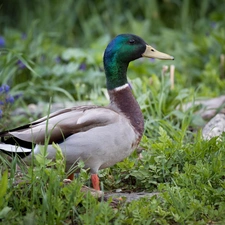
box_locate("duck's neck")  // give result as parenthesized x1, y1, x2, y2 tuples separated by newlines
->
(108, 83, 144, 138)
(104, 52, 144, 137)
(104, 55, 129, 90)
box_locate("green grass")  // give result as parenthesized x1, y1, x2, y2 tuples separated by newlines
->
(1, 124, 225, 224)
(1, 0, 225, 224)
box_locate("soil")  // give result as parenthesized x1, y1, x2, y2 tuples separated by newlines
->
(104, 191, 159, 202)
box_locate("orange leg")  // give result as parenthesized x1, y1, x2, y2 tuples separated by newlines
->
(91, 174, 100, 190)
(67, 173, 74, 180)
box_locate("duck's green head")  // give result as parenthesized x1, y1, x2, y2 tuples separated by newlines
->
(104, 34, 174, 90)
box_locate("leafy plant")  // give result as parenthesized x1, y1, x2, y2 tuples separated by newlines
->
(0, 1, 225, 224)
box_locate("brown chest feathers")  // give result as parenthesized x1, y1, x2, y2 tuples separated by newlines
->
(108, 84, 144, 138)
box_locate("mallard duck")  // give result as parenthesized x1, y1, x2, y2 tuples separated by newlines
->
(0, 34, 174, 190)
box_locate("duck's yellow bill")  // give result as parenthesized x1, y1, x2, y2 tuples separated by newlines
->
(142, 45, 174, 60)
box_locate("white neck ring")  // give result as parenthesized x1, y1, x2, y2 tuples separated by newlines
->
(114, 83, 129, 91)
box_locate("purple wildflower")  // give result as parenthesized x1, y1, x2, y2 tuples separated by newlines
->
(5, 95, 15, 104)
(4, 85, 10, 92)
(0, 36, 5, 47)
(79, 63, 86, 71)
(13, 93, 23, 100)
(55, 56, 61, 63)
(17, 60, 26, 69)
(0, 84, 10, 93)
(0, 109, 2, 118)
(0, 100, 4, 105)
(150, 58, 155, 63)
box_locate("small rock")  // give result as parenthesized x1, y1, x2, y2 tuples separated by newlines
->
(202, 114, 225, 140)
(81, 186, 104, 198)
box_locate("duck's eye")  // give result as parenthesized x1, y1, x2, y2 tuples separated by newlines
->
(129, 39, 135, 44)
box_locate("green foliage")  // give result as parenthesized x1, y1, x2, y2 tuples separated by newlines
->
(79, 194, 116, 225)
(0, 29, 106, 105)
(0, 146, 85, 225)
(1, 0, 224, 45)
(0, 0, 224, 108)
(0, 0, 225, 224)
(97, 128, 225, 224)
(0, 170, 11, 220)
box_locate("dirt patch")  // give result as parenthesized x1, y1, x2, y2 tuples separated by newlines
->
(104, 191, 159, 202)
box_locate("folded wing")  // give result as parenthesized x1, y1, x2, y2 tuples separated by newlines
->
(0, 105, 119, 145)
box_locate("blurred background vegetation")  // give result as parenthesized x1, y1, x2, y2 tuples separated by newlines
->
(1, 2, 225, 223)
(0, 0, 225, 127)
(1, 0, 224, 45)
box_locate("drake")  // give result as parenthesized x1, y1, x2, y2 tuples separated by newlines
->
(0, 34, 174, 190)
